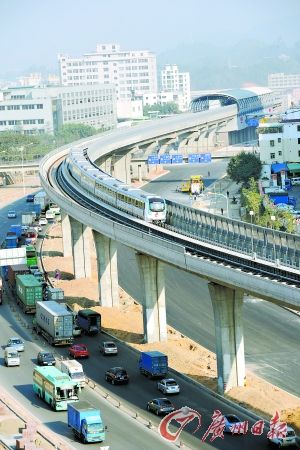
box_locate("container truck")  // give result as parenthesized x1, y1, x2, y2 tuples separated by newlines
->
(46, 287, 64, 301)
(34, 191, 49, 212)
(15, 274, 43, 313)
(31, 203, 41, 217)
(9, 224, 22, 238)
(60, 360, 86, 387)
(45, 210, 55, 221)
(34, 301, 74, 345)
(67, 401, 106, 443)
(22, 212, 35, 226)
(5, 235, 18, 249)
(8, 264, 31, 291)
(77, 309, 101, 335)
(139, 351, 168, 378)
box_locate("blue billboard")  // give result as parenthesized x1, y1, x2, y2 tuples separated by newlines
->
(188, 154, 200, 163)
(171, 154, 183, 164)
(160, 154, 172, 164)
(147, 155, 159, 165)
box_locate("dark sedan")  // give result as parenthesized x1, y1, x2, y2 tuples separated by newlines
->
(147, 398, 175, 416)
(105, 367, 129, 385)
(37, 351, 56, 366)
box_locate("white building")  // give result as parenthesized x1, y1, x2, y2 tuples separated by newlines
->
(268, 73, 300, 90)
(160, 64, 191, 111)
(258, 109, 300, 166)
(142, 91, 186, 111)
(58, 43, 157, 103)
(0, 84, 117, 135)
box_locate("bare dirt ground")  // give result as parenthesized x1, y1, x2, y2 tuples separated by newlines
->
(42, 221, 300, 433)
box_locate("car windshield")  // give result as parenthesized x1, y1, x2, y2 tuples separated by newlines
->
(72, 372, 84, 379)
(149, 198, 165, 212)
(105, 343, 116, 348)
(117, 370, 127, 376)
(11, 339, 22, 344)
(87, 423, 103, 433)
(42, 353, 53, 359)
(166, 380, 177, 386)
(226, 415, 240, 423)
(76, 346, 86, 351)
(287, 430, 295, 437)
(160, 399, 172, 406)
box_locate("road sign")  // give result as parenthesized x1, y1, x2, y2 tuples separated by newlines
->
(147, 155, 159, 165)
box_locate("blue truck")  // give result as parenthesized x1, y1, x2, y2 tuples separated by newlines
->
(139, 351, 168, 378)
(67, 401, 106, 443)
(9, 224, 22, 239)
(5, 235, 18, 249)
(77, 309, 101, 335)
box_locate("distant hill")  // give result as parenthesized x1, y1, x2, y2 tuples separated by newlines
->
(157, 39, 300, 90)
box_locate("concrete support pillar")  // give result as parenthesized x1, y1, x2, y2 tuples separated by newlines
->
(61, 212, 72, 257)
(209, 282, 245, 394)
(113, 153, 131, 183)
(93, 231, 119, 307)
(69, 218, 92, 279)
(136, 253, 167, 343)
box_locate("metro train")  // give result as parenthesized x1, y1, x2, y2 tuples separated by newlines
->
(65, 149, 167, 224)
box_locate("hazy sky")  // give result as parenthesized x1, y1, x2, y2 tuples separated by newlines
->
(1, 0, 300, 75)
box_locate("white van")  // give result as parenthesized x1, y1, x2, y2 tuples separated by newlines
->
(60, 360, 86, 387)
(291, 177, 300, 186)
(45, 211, 55, 220)
(4, 347, 20, 367)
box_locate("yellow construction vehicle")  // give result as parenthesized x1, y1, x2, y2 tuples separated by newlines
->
(178, 175, 204, 194)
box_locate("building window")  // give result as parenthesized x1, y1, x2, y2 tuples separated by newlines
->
(297, 125, 300, 132)
(37, 104, 43, 109)
(298, 138, 300, 144)
(278, 151, 282, 156)
(0, 121, 7, 125)
(38, 119, 44, 124)
(298, 150, 300, 157)
(278, 138, 281, 143)
(270, 140, 275, 147)
(270, 153, 275, 159)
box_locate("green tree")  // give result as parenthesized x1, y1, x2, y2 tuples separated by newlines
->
(227, 152, 262, 187)
(55, 123, 99, 146)
(143, 102, 179, 116)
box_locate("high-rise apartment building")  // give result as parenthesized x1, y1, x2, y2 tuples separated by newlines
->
(58, 44, 157, 101)
(160, 64, 191, 110)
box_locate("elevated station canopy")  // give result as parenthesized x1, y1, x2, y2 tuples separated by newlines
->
(191, 87, 274, 118)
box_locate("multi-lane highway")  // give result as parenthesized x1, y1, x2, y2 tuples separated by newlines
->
(0, 290, 268, 450)
(118, 163, 300, 398)
(1, 160, 300, 449)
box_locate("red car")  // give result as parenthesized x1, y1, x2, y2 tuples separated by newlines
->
(68, 344, 89, 359)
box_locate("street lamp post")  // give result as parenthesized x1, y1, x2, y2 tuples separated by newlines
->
(270, 215, 276, 259)
(249, 210, 254, 256)
(19, 146, 26, 196)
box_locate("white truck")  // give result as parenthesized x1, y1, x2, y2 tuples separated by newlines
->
(34, 301, 74, 346)
(21, 212, 35, 226)
(34, 191, 49, 212)
(60, 360, 86, 387)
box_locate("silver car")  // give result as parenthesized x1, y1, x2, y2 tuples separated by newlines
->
(100, 341, 118, 355)
(7, 337, 24, 352)
(157, 378, 180, 394)
(267, 426, 297, 447)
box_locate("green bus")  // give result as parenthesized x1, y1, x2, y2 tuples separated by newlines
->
(33, 366, 80, 411)
(25, 245, 37, 266)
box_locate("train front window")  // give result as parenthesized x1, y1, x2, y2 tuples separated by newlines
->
(149, 198, 165, 212)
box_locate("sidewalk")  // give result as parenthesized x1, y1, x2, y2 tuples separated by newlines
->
(193, 176, 241, 219)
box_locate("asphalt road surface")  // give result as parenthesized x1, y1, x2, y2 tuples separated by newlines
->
(0, 298, 268, 450)
(117, 162, 300, 398)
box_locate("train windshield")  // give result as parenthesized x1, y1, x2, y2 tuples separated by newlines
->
(149, 197, 165, 212)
